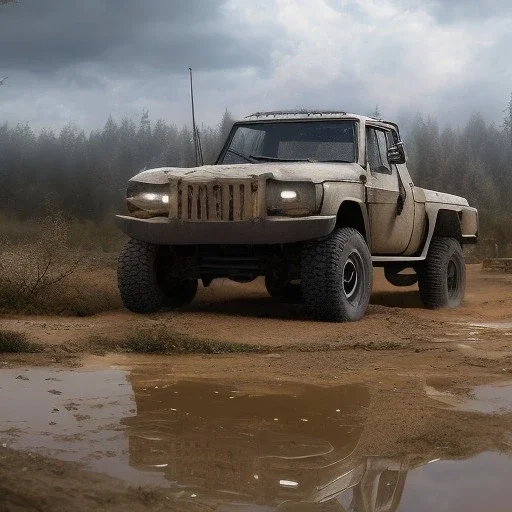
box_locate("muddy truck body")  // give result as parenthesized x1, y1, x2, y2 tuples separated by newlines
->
(116, 111, 478, 321)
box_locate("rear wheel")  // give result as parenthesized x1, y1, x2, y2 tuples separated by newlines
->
(301, 227, 372, 322)
(118, 239, 197, 313)
(418, 237, 466, 309)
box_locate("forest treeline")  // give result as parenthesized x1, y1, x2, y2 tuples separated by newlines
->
(0, 109, 235, 222)
(1, 99, 511, 255)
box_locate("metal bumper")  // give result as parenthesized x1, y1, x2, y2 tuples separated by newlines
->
(115, 215, 337, 245)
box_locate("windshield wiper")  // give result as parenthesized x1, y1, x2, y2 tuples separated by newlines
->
(225, 151, 351, 164)
(320, 159, 352, 163)
(249, 154, 313, 162)
(225, 148, 256, 163)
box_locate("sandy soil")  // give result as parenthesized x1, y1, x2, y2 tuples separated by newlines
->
(3, 265, 512, 348)
(1, 264, 512, 511)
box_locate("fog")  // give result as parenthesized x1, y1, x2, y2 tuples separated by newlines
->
(1, 0, 512, 255)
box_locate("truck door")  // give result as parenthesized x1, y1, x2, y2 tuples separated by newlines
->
(365, 127, 415, 255)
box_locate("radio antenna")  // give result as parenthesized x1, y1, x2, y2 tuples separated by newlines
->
(188, 67, 203, 166)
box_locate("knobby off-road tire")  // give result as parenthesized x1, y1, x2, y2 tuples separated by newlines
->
(265, 275, 303, 304)
(118, 238, 197, 313)
(301, 227, 372, 322)
(418, 237, 466, 309)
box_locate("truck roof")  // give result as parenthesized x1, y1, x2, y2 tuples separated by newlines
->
(241, 110, 399, 134)
(243, 110, 387, 124)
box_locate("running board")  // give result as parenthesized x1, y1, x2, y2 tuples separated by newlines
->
(372, 255, 426, 264)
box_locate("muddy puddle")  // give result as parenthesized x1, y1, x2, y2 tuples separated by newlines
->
(1, 366, 512, 511)
(425, 379, 512, 414)
(467, 321, 512, 330)
(457, 381, 512, 414)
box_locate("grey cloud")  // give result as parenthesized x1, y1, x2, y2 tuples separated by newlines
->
(0, 0, 511, 133)
(407, 0, 512, 23)
(0, 0, 269, 75)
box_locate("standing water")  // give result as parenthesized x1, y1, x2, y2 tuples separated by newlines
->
(1, 365, 511, 511)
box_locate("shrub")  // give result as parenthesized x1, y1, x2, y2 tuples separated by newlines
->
(93, 326, 263, 355)
(0, 212, 121, 315)
(0, 212, 81, 311)
(0, 330, 43, 353)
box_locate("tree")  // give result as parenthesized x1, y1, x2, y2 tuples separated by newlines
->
(370, 105, 381, 118)
(219, 109, 235, 142)
(0, 103, 511, 260)
(504, 93, 512, 148)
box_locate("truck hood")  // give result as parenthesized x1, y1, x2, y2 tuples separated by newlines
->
(130, 162, 364, 185)
(422, 188, 469, 207)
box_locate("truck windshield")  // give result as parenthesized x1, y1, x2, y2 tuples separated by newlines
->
(218, 120, 357, 164)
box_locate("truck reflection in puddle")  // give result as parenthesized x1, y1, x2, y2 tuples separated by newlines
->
(123, 379, 407, 511)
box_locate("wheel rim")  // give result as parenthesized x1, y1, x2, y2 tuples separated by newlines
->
(343, 252, 363, 302)
(447, 258, 459, 300)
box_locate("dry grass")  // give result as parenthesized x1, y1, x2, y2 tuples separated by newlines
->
(0, 330, 43, 353)
(91, 326, 265, 355)
(0, 214, 123, 316)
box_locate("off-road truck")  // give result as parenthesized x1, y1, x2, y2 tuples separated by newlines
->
(116, 111, 478, 322)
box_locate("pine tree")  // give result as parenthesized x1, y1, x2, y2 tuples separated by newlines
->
(370, 105, 381, 118)
(504, 93, 512, 148)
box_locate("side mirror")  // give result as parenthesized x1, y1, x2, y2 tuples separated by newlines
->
(387, 141, 406, 164)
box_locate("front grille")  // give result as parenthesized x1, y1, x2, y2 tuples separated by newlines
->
(171, 178, 260, 221)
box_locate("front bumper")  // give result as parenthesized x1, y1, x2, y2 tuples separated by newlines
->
(115, 215, 337, 245)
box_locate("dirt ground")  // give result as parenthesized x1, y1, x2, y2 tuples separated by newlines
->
(3, 264, 512, 363)
(1, 264, 512, 511)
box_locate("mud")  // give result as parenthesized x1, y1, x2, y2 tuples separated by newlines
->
(1, 265, 512, 510)
(1, 362, 512, 511)
(2, 266, 512, 354)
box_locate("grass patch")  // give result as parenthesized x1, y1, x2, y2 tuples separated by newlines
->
(92, 327, 266, 355)
(0, 330, 43, 353)
(348, 340, 402, 351)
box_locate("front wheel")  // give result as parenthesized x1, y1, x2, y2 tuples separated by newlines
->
(300, 227, 372, 322)
(417, 237, 466, 309)
(117, 239, 198, 313)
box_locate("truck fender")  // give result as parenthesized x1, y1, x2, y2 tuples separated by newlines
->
(420, 206, 476, 257)
(335, 200, 371, 246)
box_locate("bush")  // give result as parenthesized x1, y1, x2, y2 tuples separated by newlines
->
(0, 211, 81, 309)
(0, 330, 43, 353)
(0, 212, 122, 315)
(93, 326, 264, 355)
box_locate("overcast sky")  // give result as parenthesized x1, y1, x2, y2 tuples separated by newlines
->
(0, 0, 511, 132)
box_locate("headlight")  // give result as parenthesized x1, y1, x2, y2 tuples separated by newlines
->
(266, 180, 323, 216)
(126, 181, 170, 218)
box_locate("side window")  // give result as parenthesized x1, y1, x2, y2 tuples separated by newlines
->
(366, 127, 392, 174)
(385, 130, 396, 147)
(376, 131, 391, 172)
(366, 128, 381, 170)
